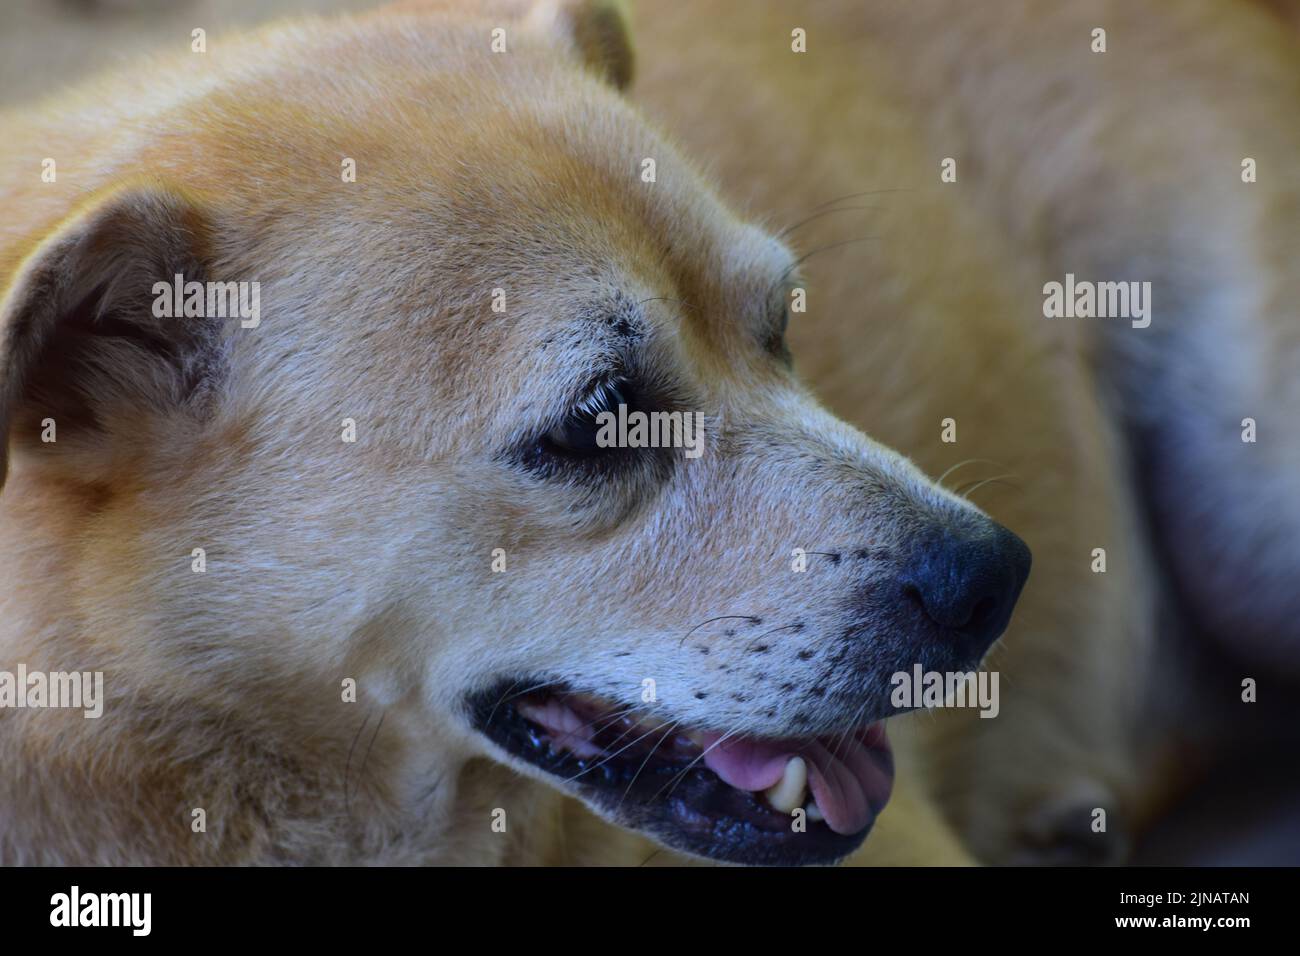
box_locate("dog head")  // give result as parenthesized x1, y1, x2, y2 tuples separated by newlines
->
(0, 0, 1028, 865)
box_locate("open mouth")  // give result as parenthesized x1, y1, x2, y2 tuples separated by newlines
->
(468, 679, 894, 865)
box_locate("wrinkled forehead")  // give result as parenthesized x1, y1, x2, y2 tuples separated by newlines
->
(346, 85, 798, 347)
(219, 52, 800, 442)
(410, 95, 793, 289)
(194, 30, 797, 334)
(453, 129, 793, 330)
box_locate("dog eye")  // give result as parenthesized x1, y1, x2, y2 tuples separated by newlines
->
(764, 302, 792, 357)
(541, 378, 629, 458)
(764, 283, 798, 359)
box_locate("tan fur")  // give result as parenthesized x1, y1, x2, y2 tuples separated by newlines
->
(2, 0, 1296, 865)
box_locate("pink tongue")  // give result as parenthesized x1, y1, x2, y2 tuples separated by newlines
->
(700, 730, 891, 836)
(699, 736, 792, 791)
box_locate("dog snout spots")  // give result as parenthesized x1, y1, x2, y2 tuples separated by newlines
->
(854, 547, 890, 561)
(676, 616, 831, 728)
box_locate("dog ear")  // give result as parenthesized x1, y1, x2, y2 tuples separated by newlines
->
(384, 0, 635, 89)
(527, 0, 635, 90)
(0, 181, 223, 491)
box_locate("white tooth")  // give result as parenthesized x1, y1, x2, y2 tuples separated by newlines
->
(763, 756, 808, 814)
(805, 798, 825, 823)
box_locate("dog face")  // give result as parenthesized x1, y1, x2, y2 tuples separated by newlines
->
(0, 0, 1028, 865)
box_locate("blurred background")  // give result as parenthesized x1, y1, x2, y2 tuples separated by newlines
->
(4, 0, 1297, 865)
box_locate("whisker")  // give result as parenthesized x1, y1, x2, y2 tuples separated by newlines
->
(791, 236, 881, 270)
(532, 704, 639, 756)
(538, 705, 645, 770)
(483, 678, 527, 727)
(653, 726, 744, 803)
(744, 622, 803, 653)
(776, 204, 879, 240)
(636, 295, 697, 313)
(482, 678, 569, 733)
(765, 236, 880, 302)
(618, 720, 681, 810)
(800, 187, 913, 216)
(581, 706, 652, 757)
(356, 710, 387, 797)
(343, 710, 372, 817)
(958, 474, 1022, 499)
(829, 699, 872, 765)
(564, 719, 680, 783)
(551, 704, 640, 753)
(505, 678, 568, 703)
(936, 458, 1003, 488)
(678, 614, 761, 648)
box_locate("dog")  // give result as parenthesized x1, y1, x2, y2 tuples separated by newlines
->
(1, 0, 1295, 865)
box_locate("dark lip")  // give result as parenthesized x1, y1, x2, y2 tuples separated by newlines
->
(466, 678, 890, 866)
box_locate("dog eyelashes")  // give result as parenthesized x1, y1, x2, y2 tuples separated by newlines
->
(513, 373, 651, 483)
(546, 377, 631, 457)
(509, 365, 688, 496)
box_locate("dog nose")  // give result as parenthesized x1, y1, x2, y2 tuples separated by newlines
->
(899, 522, 1031, 658)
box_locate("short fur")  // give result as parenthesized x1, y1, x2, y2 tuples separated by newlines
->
(2, 0, 1296, 865)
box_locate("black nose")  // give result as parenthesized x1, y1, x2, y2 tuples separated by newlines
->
(899, 522, 1031, 658)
